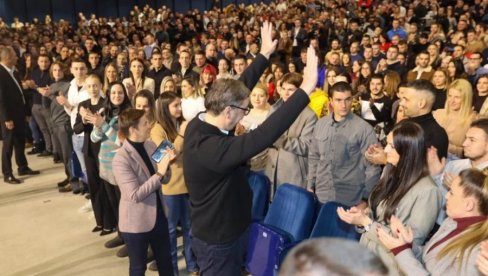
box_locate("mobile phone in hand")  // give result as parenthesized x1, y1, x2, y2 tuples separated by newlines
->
(151, 140, 175, 163)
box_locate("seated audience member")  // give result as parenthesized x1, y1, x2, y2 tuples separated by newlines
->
(338, 121, 442, 275)
(478, 240, 488, 275)
(265, 72, 317, 194)
(433, 79, 476, 159)
(377, 168, 488, 276)
(476, 74, 488, 115)
(280, 238, 388, 276)
(431, 69, 449, 111)
(406, 51, 434, 82)
(112, 108, 175, 276)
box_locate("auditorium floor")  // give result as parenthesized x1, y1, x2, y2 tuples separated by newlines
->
(0, 142, 189, 276)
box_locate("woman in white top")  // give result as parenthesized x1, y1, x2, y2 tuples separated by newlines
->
(180, 77, 205, 121)
(122, 58, 155, 99)
(238, 83, 272, 171)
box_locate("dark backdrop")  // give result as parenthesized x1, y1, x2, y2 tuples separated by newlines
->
(0, 0, 267, 24)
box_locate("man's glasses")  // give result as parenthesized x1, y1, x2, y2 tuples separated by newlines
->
(229, 105, 251, 115)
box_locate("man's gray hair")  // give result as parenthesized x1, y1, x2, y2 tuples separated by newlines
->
(205, 79, 250, 115)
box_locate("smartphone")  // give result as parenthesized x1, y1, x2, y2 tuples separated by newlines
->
(151, 140, 175, 163)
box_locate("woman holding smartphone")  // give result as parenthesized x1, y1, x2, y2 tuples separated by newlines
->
(150, 92, 198, 275)
(113, 108, 175, 276)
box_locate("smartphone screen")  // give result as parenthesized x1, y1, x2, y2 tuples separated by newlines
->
(151, 140, 175, 163)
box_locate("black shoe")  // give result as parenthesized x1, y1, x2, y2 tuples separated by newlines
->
(116, 245, 128, 258)
(92, 226, 103, 233)
(4, 175, 22, 184)
(18, 168, 40, 176)
(58, 184, 72, 193)
(27, 147, 41, 155)
(100, 228, 116, 236)
(148, 261, 157, 271)
(37, 151, 53, 157)
(72, 188, 82, 195)
(104, 235, 124, 248)
(57, 179, 70, 187)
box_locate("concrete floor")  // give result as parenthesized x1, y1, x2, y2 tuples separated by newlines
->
(0, 142, 188, 276)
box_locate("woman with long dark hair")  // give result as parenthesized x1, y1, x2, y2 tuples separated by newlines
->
(123, 58, 155, 99)
(90, 81, 132, 250)
(149, 92, 198, 275)
(338, 121, 442, 275)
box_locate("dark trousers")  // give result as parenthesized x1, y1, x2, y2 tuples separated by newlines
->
(191, 229, 249, 276)
(102, 179, 120, 225)
(1, 121, 28, 175)
(121, 212, 174, 276)
(51, 123, 73, 180)
(32, 104, 53, 152)
(84, 152, 116, 230)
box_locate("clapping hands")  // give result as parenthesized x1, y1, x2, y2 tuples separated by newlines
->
(376, 215, 414, 250)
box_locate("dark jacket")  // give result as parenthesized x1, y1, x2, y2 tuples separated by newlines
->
(0, 65, 27, 123)
(409, 113, 449, 159)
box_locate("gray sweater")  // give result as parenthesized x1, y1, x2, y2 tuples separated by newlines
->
(48, 81, 71, 125)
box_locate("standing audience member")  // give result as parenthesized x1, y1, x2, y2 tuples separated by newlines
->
(74, 74, 116, 235)
(265, 72, 317, 194)
(103, 63, 120, 93)
(181, 77, 205, 121)
(113, 108, 175, 276)
(308, 82, 381, 207)
(150, 92, 198, 275)
(431, 69, 449, 111)
(123, 58, 155, 99)
(147, 51, 172, 99)
(0, 46, 40, 184)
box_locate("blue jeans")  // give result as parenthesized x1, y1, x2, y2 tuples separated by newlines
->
(72, 134, 87, 184)
(121, 209, 173, 276)
(29, 116, 43, 144)
(163, 194, 198, 275)
(191, 228, 249, 276)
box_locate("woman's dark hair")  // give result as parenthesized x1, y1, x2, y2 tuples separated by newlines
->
(155, 92, 184, 142)
(450, 59, 466, 79)
(105, 81, 132, 121)
(129, 57, 147, 87)
(369, 121, 428, 222)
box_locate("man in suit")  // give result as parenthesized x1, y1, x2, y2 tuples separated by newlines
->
(0, 46, 40, 184)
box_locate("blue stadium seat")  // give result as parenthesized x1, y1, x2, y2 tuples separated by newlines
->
(248, 171, 270, 222)
(245, 184, 316, 276)
(310, 201, 361, 240)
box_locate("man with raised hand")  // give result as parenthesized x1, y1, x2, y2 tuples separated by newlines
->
(184, 22, 318, 276)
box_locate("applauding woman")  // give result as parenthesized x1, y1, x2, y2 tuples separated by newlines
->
(377, 168, 488, 276)
(338, 121, 442, 275)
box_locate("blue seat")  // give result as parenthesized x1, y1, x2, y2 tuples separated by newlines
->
(246, 184, 316, 276)
(310, 202, 361, 240)
(248, 172, 270, 222)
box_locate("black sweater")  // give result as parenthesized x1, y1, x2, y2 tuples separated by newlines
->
(409, 113, 449, 159)
(183, 90, 311, 243)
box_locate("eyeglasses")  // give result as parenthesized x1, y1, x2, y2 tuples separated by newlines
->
(229, 105, 251, 115)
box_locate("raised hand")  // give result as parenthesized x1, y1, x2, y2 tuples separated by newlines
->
(259, 21, 278, 59)
(299, 46, 318, 95)
(365, 144, 387, 165)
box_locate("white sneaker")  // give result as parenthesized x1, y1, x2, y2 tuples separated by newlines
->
(78, 200, 92, 213)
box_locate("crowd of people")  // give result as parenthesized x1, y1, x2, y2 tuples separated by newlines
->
(1, 0, 488, 275)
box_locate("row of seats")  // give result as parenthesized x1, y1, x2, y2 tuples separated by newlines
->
(246, 172, 361, 276)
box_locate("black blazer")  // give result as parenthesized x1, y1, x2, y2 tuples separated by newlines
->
(73, 98, 105, 157)
(0, 65, 26, 123)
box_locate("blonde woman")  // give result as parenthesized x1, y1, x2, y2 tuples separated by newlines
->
(377, 168, 488, 276)
(433, 79, 476, 159)
(160, 76, 176, 94)
(103, 63, 119, 93)
(180, 77, 205, 121)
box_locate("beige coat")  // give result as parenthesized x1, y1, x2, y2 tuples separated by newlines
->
(395, 217, 483, 276)
(433, 109, 475, 157)
(265, 100, 317, 193)
(360, 176, 442, 276)
(150, 123, 187, 195)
